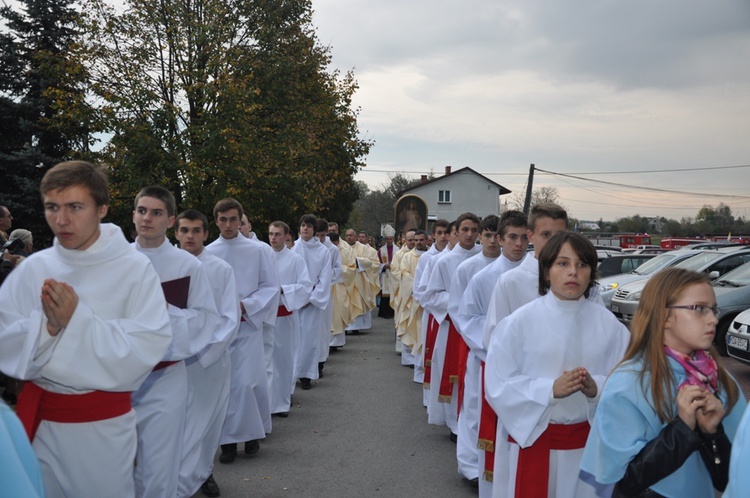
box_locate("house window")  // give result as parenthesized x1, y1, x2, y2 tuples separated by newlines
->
(438, 190, 451, 204)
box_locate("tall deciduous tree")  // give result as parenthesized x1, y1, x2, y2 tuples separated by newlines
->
(0, 0, 97, 244)
(84, 0, 371, 235)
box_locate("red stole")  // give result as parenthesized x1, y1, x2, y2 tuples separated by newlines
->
(17, 382, 132, 441)
(423, 314, 439, 389)
(478, 361, 498, 481)
(277, 304, 292, 317)
(508, 421, 590, 498)
(438, 316, 468, 404)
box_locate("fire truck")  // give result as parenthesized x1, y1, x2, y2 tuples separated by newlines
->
(660, 235, 750, 249)
(660, 236, 709, 250)
(584, 233, 653, 249)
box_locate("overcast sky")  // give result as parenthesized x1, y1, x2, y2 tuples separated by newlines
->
(311, 0, 750, 222)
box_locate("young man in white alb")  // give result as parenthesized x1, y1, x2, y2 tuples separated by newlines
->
(132, 187, 219, 498)
(448, 215, 502, 485)
(291, 214, 332, 389)
(0, 161, 172, 498)
(174, 209, 240, 498)
(206, 198, 279, 463)
(455, 210, 528, 497)
(268, 221, 312, 414)
(422, 214, 480, 437)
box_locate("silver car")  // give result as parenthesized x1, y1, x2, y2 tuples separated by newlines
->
(598, 250, 703, 308)
(610, 248, 750, 325)
(715, 263, 750, 356)
(726, 308, 750, 362)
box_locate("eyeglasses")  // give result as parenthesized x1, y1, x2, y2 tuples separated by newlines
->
(666, 304, 721, 317)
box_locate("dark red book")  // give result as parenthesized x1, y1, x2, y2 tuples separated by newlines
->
(161, 276, 190, 309)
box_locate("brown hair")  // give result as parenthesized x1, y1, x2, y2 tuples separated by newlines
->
(40, 161, 110, 206)
(269, 220, 290, 235)
(622, 268, 739, 423)
(538, 232, 598, 298)
(176, 209, 209, 232)
(213, 198, 244, 221)
(528, 203, 568, 232)
(135, 186, 176, 217)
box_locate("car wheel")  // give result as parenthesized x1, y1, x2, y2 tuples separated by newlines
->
(715, 315, 737, 357)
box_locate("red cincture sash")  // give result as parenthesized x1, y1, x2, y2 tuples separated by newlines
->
(423, 314, 439, 389)
(153, 360, 180, 371)
(508, 421, 590, 498)
(277, 305, 292, 317)
(16, 382, 132, 442)
(478, 361, 498, 481)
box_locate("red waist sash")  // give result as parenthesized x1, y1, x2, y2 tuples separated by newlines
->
(423, 314, 439, 388)
(277, 305, 292, 317)
(508, 421, 590, 498)
(16, 382, 132, 442)
(153, 360, 180, 371)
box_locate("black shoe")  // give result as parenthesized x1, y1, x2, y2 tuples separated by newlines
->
(244, 439, 260, 455)
(450, 432, 458, 443)
(318, 362, 324, 378)
(201, 474, 221, 497)
(300, 378, 312, 390)
(465, 477, 479, 488)
(219, 443, 237, 464)
(329, 346, 340, 352)
(274, 411, 289, 418)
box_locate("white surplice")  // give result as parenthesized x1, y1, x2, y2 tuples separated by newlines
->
(422, 244, 480, 431)
(485, 293, 629, 498)
(449, 252, 497, 481)
(456, 254, 524, 497)
(291, 237, 332, 379)
(0, 224, 172, 498)
(132, 238, 219, 498)
(271, 246, 312, 411)
(178, 250, 240, 498)
(206, 235, 279, 443)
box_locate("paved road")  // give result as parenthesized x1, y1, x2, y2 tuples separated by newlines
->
(196, 312, 477, 498)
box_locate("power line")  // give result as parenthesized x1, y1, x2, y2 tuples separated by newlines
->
(535, 168, 750, 199)
(550, 164, 750, 175)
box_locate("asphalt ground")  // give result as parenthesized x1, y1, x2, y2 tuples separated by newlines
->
(195, 311, 478, 498)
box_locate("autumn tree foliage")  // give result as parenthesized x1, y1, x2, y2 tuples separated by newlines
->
(0, 0, 99, 244)
(84, 0, 371, 235)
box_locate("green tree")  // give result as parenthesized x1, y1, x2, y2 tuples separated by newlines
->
(84, 0, 371, 236)
(0, 0, 97, 245)
(614, 215, 650, 234)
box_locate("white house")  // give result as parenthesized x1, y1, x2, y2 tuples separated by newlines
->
(399, 166, 511, 222)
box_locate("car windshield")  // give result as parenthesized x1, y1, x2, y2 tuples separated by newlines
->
(673, 252, 722, 271)
(632, 253, 678, 275)
(715, 262, 750, 286)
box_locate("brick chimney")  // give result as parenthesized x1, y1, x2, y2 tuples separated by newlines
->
(444, 165, 451, 175)
(421, 174, 428, 184)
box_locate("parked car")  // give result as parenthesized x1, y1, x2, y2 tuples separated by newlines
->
(713, 262, 750, 356)
(597, 249, 622, 262)
(679, 242, 749, 251)
(598, 250, 703, 307)
(726, 306, 750, 361)
(597, 254, 656, 278)
(610, 248, 750, 325)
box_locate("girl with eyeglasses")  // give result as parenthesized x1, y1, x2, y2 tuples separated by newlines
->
(581, 268, 747, 497)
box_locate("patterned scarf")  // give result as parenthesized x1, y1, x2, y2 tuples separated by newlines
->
(664, 345, 718, 393)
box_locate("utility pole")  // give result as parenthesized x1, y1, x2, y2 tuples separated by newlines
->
(523, 163, 535, 215)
